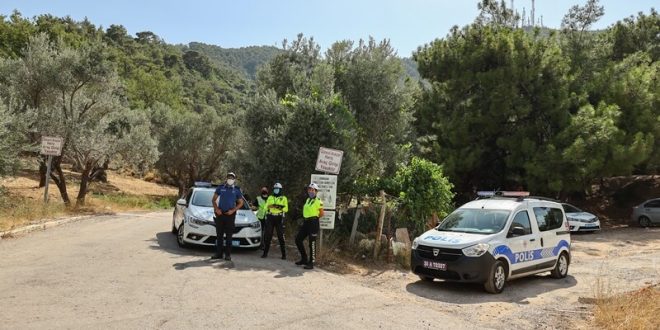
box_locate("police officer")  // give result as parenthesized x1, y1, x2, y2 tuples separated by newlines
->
(211, 172, 244, 261)
(253, 187, 269, 249)
(262, 183, 288, 259)
(295, 183, 324, 269)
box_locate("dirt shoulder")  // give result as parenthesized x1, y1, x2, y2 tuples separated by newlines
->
(343, 227, 660, 329)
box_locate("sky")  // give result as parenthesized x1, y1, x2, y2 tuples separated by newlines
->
(0, 0, 656, 56)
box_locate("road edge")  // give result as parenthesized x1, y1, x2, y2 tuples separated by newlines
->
(0, 213, 113, 240)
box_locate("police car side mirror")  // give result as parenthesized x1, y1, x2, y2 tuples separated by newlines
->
(176, 198, 187, 207)
(509, 226, 526, 237)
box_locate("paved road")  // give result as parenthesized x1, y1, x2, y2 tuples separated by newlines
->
(0, 211, 469, 329)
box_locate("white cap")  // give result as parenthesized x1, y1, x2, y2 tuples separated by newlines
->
(273, 182, 283, 189)
(308, 183, 319, 190)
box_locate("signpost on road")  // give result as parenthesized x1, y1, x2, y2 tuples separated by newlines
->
(40, 136, 63, 203)
(312, 147, 343, 261)
(315, 147, 343, 175)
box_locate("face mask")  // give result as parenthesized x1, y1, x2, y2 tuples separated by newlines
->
(261, 194, 268, 198)
(273, 188, 281, 195)
(226, 179, 235, 185)
(308, 192, 316, 198)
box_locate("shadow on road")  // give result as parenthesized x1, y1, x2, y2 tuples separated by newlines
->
(149, 231, 305, 278)
(406, 274, 577, 304)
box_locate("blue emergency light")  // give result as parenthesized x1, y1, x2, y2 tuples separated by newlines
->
(194, 181, 213, 187)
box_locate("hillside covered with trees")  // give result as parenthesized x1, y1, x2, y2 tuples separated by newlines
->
(0, 0, 658, 232)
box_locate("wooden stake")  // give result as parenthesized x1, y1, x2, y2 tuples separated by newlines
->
(373, 190, 386, 260)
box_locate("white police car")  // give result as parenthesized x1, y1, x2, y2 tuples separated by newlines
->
(411, 191, 571, 293)
(172, 183, 261, 248)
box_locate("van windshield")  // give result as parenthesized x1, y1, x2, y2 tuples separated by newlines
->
(437, 209, 510, 235)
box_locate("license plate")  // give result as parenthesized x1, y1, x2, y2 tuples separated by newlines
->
(423, 260, 447, 270)
(232, 240, 241, 247)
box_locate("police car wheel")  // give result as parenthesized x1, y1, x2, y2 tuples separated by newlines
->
(639, 216, 651, 228)
(484, 260, 506, 294)
(550, 252, 569, 279)
(419, 275, 434, 282)
(177, 224, 188, 248)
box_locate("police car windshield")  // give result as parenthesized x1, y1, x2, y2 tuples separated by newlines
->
(191, 190, 251, 209)
(192, 190, 214, 207)
(437, 209, 510, 234)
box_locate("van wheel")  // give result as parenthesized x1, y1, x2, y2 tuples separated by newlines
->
(419, 275, 434, 282)
(177, 224, 188, 248)
(484, 260, 506, 294)
(639, 216, 651, 228)
(551, 252, 569, 279)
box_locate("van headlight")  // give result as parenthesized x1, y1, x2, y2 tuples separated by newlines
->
(189, 216, 211, 226)
(412, 238, 419, 250)
(250, 221, 261, 229)
(462, 243, 490, 257)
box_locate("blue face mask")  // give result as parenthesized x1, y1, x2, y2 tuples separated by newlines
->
(273, 188, 281, 195)
(308, 192, 316, 198)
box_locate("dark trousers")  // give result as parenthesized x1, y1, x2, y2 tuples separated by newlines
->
(214, 213, 236, 257)
(263, 214, 286, 257)
(258, 218, 266, 248)
(295, 217, 319, 265)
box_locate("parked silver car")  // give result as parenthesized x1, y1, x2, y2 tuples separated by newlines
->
(632, 198, 660, 227)
(562, 203, 600, 232)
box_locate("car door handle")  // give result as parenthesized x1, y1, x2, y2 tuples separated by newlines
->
(529, 239, 536, 242)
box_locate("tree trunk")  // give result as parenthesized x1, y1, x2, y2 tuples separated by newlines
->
(89, 160, 109, 183)
(50, 156, 71, 206)
(38, 157, 47, 187)
(76, 164, 92, 207)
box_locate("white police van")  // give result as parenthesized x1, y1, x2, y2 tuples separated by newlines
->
(411, 191, 571, 293)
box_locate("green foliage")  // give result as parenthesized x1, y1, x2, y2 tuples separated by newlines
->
(0, 103, 25, 177)
(186, 42, 282, 80)
(151, 103, 239, 195)
(389, 157, 454, 233)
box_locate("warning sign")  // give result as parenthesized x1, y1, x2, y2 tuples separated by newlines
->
(310, 174, 337, 210)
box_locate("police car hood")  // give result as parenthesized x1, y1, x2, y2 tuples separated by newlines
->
(417, 229, 496, 249)
(188, 206, 257, 224)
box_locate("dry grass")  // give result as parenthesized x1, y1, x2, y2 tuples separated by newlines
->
(0, 169, 177, 233)
(593, 280, 660, 330)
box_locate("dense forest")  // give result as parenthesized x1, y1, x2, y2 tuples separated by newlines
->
(0, 0, 657, 232)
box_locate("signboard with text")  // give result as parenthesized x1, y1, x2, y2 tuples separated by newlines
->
(319, 211, 336, 230)
(40, 136, 63, 156)
(315, 147, 343, 174)
(310, 174, 337, 210)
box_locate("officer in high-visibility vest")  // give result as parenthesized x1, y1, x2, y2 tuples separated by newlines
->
(295, 183, 324, 269)
(261, 183, 289, 259)
(253, 187, 269, 249)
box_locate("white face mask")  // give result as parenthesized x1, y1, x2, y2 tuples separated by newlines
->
(227, 179, 235, 186)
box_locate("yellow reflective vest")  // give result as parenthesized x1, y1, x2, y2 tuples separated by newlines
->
(266, 195, 288, 215)
(303, 197, 323, 219)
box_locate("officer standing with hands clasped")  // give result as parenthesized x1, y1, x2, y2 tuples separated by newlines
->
(211, 172, 244, 261)
(262, 183, 288, 259)
(253, 187, 269, 249)
(295, 183, 324, 269)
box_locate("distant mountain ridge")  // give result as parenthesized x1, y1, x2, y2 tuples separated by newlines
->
(185, 42, 282, 80)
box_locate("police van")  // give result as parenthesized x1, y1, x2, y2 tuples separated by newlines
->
(411, 191, 571, 293)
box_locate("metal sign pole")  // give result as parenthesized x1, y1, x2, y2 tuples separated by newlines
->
(43, 155, 53, 203)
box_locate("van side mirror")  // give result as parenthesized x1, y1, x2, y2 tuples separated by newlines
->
(510, 226, 526, 237)
(176, 198, 187, 206)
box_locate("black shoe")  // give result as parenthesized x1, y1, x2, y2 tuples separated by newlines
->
(281, 255, 286, 260)
(224, 256, 231, 261)
(295, 260, 306, 265)
(261, 254, 267, 258)
(211, 254, 223, 260)
(304, 264, 314, 269)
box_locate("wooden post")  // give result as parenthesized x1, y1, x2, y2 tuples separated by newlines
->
(43, 155, 53, 203)
(349, 201, 362, 245)
(373, 190, 386, 260)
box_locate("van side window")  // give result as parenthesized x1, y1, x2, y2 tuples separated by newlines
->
(509, 211, 532, 236)
(533, 207, 564, 232)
